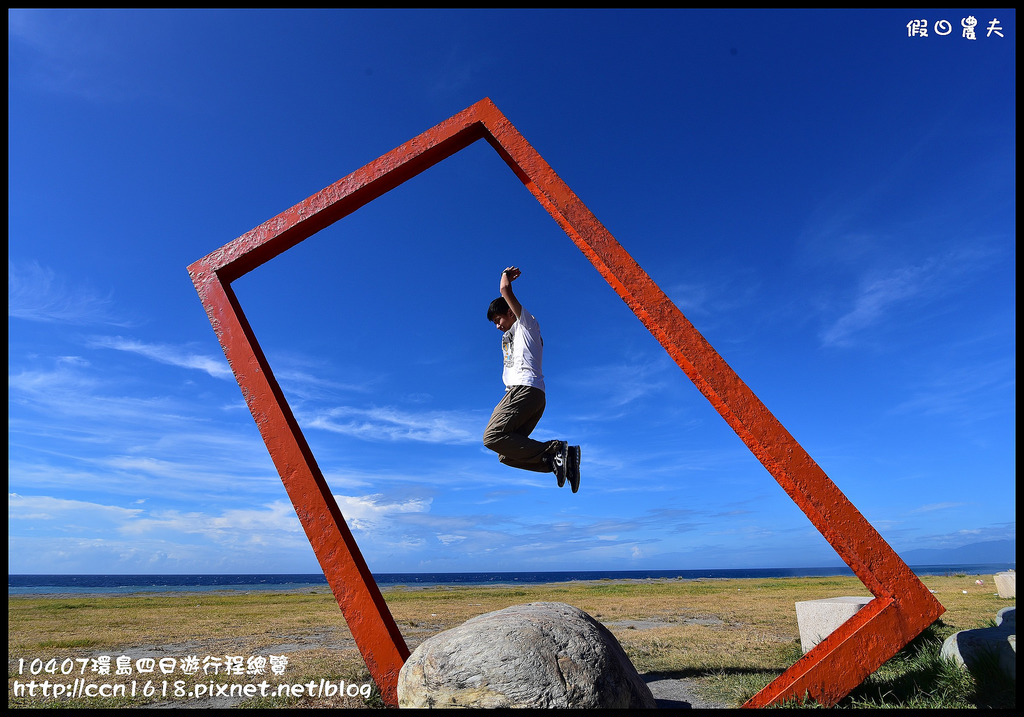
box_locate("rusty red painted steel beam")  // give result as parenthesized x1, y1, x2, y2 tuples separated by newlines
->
(189, 259, 410, 703)
(470, 100, 943, 706)
(186, 105, 503, 707)
(204, 111, 488, 284)
(745, 592, 937, 707)
(189, 97, 944, 708)
(478, 100, 904, 592)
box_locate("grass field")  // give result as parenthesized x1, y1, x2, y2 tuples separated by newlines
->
(8, 573, 1014, 709)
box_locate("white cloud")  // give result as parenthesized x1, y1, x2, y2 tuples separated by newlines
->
(8, 260, 127, 326)
(890, 358, 1014, 421)
(8, 354, 267, 469)
(9, 493, 143, 523)
(821, 264, 930, 347)
(7, 535, 321, 575)
(9, 363, 211, 434)
(89, 336, 232, 380)
(563, 356, 676, 418)
(121, 500, 302, 539)
(306, 406, 481, 444)
(910, 502, 967, 514)
(8, 358, 101, 402)
(820, 247, 995, 348)
(8, 493, 305, 543)
(10, 491, 432, 569)
(333, 494, 433, 532)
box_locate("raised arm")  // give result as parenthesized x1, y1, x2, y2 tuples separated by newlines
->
(500, 266, 523, 319)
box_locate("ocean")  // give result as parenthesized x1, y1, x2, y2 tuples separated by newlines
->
(7, 564, 1014, 596)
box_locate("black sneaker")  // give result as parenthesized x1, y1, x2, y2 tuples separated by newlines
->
(567, 445, 581, 493)
(551, 441, 568, 487)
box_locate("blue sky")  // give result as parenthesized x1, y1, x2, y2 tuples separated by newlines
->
(8, 9, 1015, 576)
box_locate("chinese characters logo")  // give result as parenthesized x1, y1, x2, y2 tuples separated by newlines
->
(907, 16, 1006, 39)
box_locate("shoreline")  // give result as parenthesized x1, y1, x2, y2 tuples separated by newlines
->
(8, 568, 1010, 599)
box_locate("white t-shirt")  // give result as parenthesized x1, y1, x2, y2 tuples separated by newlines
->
(501, 309, 545, 392)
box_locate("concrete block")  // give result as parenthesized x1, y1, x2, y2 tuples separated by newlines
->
(994, 570, 1015, 599)
(795, 596, 873, 653)
(941, 607, 1015, 681)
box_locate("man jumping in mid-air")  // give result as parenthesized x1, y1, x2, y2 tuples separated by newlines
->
(482, 266, 581, 492)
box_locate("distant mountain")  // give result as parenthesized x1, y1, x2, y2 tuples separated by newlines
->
(901, 539, 1015, 566)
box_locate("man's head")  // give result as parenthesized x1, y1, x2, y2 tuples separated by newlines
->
(487, 297, 516, 332)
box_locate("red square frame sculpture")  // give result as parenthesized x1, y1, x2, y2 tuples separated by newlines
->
(188, 98, 944, 707)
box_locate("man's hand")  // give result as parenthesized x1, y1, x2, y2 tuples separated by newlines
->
(500, 266, 523, 319)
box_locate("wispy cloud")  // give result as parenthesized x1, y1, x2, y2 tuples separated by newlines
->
(274, 369, 376, 400)
(9, 356, 99, 403)
(360, 505, 710, 570)
(9, 493, 143, 524)
(89, 335, 232, 380)
(306, 405, 481, 444)
(10, 360, 202, 426)
(7, 492, 320, 574)
(563, 356, 677, 419)
(8, 261, 128, 326)
(666, 272, 762, 325)
(8, 355, 281, 500)
(910, 502, 967, 514)
(89, 335, 381, 399)
(820, 248, 994, 348)
(10, 493, 307, 544)
(820, 263, 929, 347)
(890, 358, 1014, 421)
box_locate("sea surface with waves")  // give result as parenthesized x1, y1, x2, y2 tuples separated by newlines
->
(8, 564, 1014, 596)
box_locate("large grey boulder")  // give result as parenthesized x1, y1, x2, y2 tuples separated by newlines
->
(397, 601, 657, 709)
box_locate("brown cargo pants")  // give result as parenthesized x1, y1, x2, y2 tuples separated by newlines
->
(482, 385, 559, 473)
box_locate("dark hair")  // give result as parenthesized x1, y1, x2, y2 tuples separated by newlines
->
(487, 297, 510, 322)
